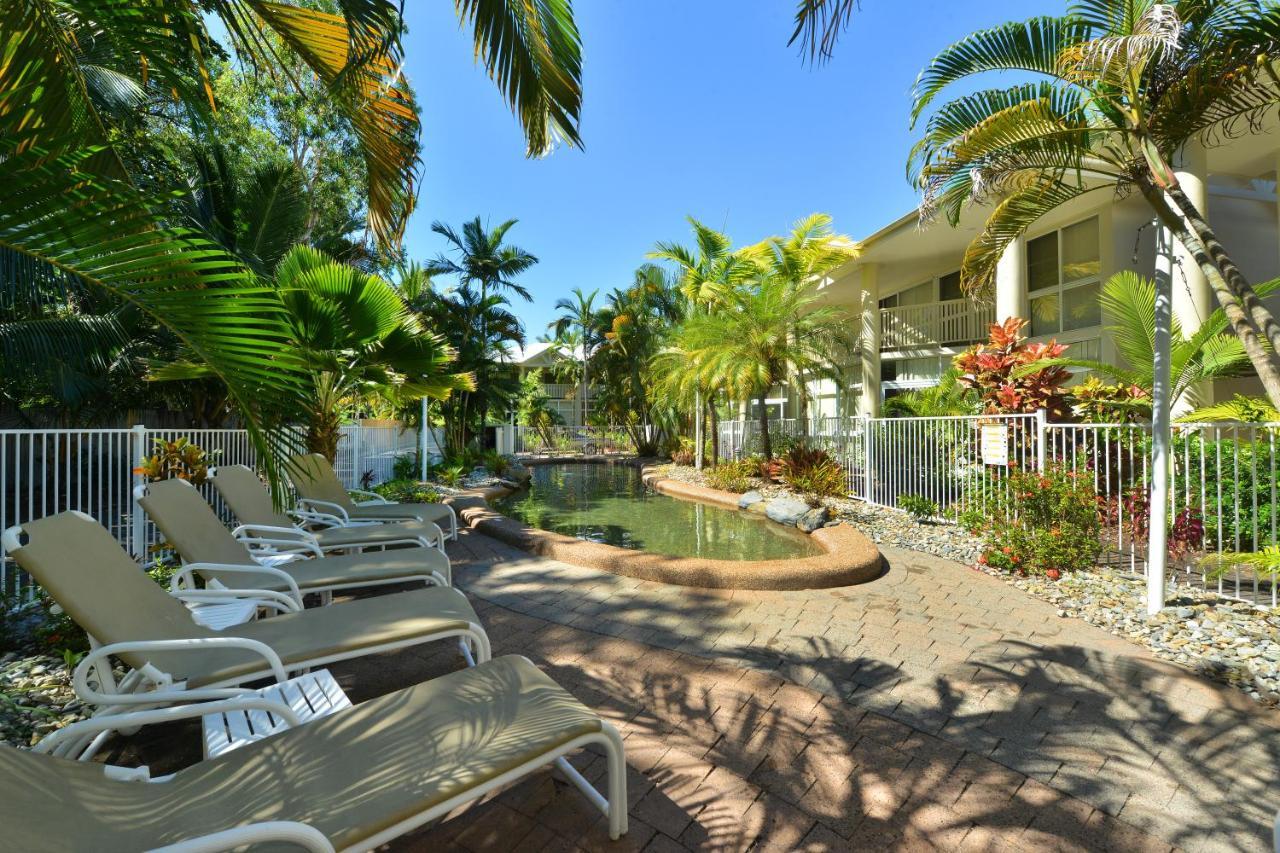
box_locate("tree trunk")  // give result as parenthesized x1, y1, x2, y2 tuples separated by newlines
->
(757, 392, 772, 461)
(306, 409, 342, 462)
(1166, 185, 1280, 360)
(1138, 179, 1280, 408)
(708, 397, 720, 466)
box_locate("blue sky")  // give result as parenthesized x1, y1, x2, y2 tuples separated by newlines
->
(402, 1, 1061, 335)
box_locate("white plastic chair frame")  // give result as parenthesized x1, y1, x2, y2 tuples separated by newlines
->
(295, 492, 459, 545)
(33, 677, 629, 846)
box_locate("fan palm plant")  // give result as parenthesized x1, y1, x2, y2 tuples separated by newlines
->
(274, 246, 473, 460)
(666, 277, 854, 459)
(882, 368, 978, 418)
(909, 0, 1280, 407)
(1024, 270, 1280, 408)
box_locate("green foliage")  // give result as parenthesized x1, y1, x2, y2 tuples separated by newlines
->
(436, 464, 467, 488)
(979, 465, 1102, 577)
(1201, 545, 1280, 582)
(952, 506, 988, 536)
(778, 445, 847, 498)
(704, 459, 757, 494)
(481, 450, 512, 477)
(1068, 376, 1150, 424)
(373, 478, 441, 504)
(392, 453, 419, 481)
(1179, 395, 1280, 424)
(883, 368, 976, 417)
(898, 494, 940, 522)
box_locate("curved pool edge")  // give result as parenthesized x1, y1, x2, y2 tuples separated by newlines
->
(445, 458, 884, 591)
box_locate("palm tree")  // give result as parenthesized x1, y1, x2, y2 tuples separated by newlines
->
(908, 0, 1280, 407)
(550, 288, 603, 426)
(668, 277, 854, 459)
(427, 217, 538, 430)
(274, 247, 473, 460)
(2, 0, 583, 485)
(744, 213, 859, 422)
(650, 217, 759, 309)
(1027, 271, 1280, 409)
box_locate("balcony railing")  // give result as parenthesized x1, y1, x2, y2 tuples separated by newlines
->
(880, 299, 994, 350)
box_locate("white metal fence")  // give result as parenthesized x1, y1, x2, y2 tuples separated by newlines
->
(718, 414, 1279, 607)
(0, 423, 423, 600)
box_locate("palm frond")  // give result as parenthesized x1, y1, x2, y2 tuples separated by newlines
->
(453, 0, 584, 156)
(241, 161, 309, 274)
(789, 0, 860, 65)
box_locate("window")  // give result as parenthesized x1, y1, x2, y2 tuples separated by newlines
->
(1026, 216, 1101, 337)
(939, 271, 964, 302)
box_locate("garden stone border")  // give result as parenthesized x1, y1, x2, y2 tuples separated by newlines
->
(447, 457, 883, 591)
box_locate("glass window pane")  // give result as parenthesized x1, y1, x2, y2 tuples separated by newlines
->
(1027, 233, 1058, 292)
(881, 360, 898, 382)
(1062, 281, 1101, 331)
(1030, 292, 1060, 337)
(879, 294, 897, 310)
(1061, 217, 1100, 282)
(939, 271, 964, 301)
(897, 281, 934, 306)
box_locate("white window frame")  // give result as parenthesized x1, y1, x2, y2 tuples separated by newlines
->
(1026, 216, 1103, 342)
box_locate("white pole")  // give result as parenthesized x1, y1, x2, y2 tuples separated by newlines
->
(696, 386, 706, 468)
(419, 398, 429, 481)
(1148, 221, 1174, 615)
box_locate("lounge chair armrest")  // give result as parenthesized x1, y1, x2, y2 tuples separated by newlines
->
(73, 637, 292, 706)
(296, 498, 350, 523)
(172, 588, 301, 614)
(289, 508, 341, 529)
(181, 562, 304, 608)
(34, 696, 302, 759)
(232, 525, 325, 559)
(149, 822, 335, 853)
(349, 488, 393, 505)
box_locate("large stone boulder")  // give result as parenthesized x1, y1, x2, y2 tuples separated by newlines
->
(796, 506, 830, 533)
(738, 490, 764, 510)
(506, 459, 532, 484)
(765, 497, 810, 526)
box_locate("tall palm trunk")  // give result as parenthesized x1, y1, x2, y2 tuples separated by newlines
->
(307, 409, 342, 462)
(708, 397, 719, 466)
(1139, 178, 1280, 407)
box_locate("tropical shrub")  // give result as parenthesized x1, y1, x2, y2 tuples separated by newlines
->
(954, 318, 1071, 418)
(705, 459, 757, 494)
(393, 453, 419, 481)
(480, 450, 512, 478)
(1069, 377, 1150, 424)
(985, 465, 1102, 577)
(952, 507, 988, 536)
(1201, 546, 1280, 583)
(778, 445, 847, 498)
(374, 479, 441, 504)
(436, 464, 467, 488)
(670, 438, 696, 467)
(133, 438, 220, 487)
(898, 494, 939, 522)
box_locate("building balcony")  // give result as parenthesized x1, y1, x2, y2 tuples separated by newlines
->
(880, 299, 994, 351)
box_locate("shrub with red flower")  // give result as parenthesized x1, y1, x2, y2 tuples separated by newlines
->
(954, 318, 1071, 418)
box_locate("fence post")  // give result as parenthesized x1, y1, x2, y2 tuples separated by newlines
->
(350, 422, 363, 488)
(1035, 409, 1047, 473)
(863, 416, 874, 505)
(129, 424, 147, 559)
(419, 399, 429, 480)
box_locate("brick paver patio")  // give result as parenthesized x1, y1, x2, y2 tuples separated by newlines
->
(325, 531, 1279, 852)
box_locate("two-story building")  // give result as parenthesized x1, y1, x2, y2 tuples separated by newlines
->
(801, 136, 1280, 419)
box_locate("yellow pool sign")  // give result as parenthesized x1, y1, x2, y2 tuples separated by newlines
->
(980, 424, 1009, 467)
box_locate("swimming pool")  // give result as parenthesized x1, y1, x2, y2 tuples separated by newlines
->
(494, 463, 822, 561)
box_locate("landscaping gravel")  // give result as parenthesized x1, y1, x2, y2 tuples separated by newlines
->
(656, 462, 1280, 708)
(0, 652, 86, 748)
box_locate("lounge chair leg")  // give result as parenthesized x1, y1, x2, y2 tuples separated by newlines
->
(457, 637, 476, 667)
(601, 721, 628, 839)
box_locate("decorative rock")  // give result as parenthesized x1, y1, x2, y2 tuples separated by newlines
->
(765, 497, 810, 526)
(738, 490, 764, 510)
(796, 506, 830, 533)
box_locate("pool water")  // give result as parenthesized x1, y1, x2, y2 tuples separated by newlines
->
(495, 464, 822, 561)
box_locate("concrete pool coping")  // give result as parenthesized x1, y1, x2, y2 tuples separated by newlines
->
(446, 457, 883, 591)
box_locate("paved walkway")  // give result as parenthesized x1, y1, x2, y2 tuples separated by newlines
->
(337, 531, 1280, 852)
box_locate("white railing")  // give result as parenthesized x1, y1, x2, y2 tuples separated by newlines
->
(0, 423, 424, 600)
(718, 414, 1279, 608)
(881, 299, 994, 350)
